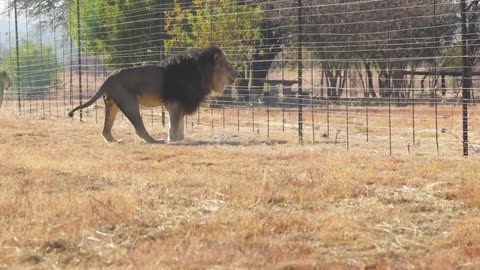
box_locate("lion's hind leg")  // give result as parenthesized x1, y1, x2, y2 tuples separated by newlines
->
(113, 91, 165, 144)
(102, 95, 121, 143)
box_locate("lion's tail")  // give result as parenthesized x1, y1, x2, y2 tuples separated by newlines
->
(68, 84, 107, 117)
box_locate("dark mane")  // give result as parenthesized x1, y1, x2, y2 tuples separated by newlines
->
(160, 46, 222, 115)
(160, 46, 222, 68)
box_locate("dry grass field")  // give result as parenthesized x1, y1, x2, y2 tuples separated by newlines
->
(1, 111, 480, 269)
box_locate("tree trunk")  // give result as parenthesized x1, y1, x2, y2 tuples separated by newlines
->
(320, 69, 325, 97)
(392, 68, 407, 99)
(326, 70, 337, 97)
(408, 66, 416, 99)
(236, 66, 250, 102)
(354, 63, 367, 97)
(245, 19, 282, 102)
(462, 0, 478, 100)
(420, 74, 428, 93)
(338, 69, 347, 98)
(378, 70, 391, 98)
(250, 59, 273, 97)
(365, 62, 376, 97)
(441, 74, 446, 96)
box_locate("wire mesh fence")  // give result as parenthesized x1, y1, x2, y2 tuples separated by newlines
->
(0, 0, 479, 156)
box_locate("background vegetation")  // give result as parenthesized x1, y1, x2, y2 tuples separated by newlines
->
(5, 0, 480, 99)
(0, 41, 57, 98)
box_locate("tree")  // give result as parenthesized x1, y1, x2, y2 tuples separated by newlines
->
(244, 0, 457, 99)
(298, 0, 458, 99)
(10, 0, 275, 101)
(68, 0, 175, 69)
(0, 41, 58, 98)
(8, 0, 71, 26)
(10, 0, 463, 101)
(460, 0, 480, 99)
(240, 0, 292, 101)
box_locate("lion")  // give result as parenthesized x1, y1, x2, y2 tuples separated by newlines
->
(68, 46, 238, 143)
(0, 71, 12, 108)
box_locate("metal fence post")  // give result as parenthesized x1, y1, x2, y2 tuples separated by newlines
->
(76, 0, 83, 121)
(297, 0, 303, 143)
(14, 0, 21, 112)
(460, 0, 470, 156)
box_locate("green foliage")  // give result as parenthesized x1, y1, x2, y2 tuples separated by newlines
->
(68, 0, 173, 69)
(68, 0, 123, 64)
(164, 0, 263, 70)
(438, 44, 463, 73)
(68, 0, 262, 70)
(0, 41, 58, 97)
(67, 0, 262, 71)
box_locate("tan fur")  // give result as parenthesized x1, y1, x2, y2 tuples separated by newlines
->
(165, 50, 236, 142)
(211, 52, 237, 94)
(167, 101, 185, 142)
(0, 71, 12, 108)
(68, 48, 237, 143)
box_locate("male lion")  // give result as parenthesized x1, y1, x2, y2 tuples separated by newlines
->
(0, 71, 12, 108)
(68, 46, 238, 143)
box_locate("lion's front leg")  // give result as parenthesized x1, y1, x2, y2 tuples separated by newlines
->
(167, 101, 185, 142)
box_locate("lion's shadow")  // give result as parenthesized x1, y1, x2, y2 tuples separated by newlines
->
(169, 139, 288, 147)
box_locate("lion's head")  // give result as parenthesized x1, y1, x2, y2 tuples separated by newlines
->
(211, 48, 239, 94)
(1, 71, 11, 90)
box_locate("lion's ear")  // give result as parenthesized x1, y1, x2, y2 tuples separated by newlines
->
(213, 51, 225, 63)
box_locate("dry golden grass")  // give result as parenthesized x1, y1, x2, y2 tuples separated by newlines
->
(0, 111, 480, 269)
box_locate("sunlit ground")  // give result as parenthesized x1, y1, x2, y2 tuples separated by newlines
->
(0, 111, 479, 269)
